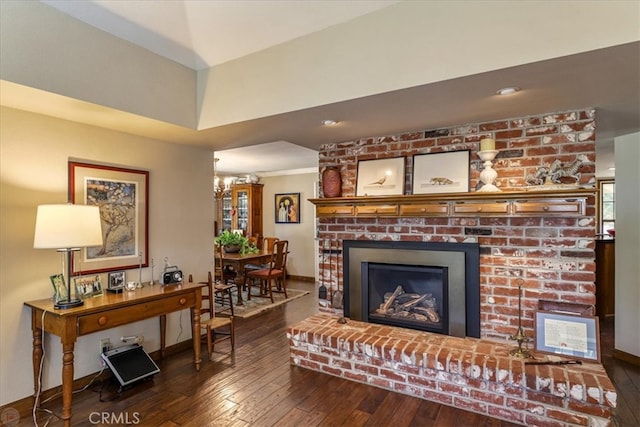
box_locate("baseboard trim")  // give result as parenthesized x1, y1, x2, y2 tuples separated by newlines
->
(288, 275, 314, 282)
(0, 340, 193, 421)
(613, 348, 640, 366)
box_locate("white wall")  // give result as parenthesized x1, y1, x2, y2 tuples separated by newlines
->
(260, 172, 317, 279)
(197, 0, 640, 129)
(0, 107, 214, 405)
(613, 132, 640, 357)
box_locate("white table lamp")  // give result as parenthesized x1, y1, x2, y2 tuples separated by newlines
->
(34, 204, 103, 309)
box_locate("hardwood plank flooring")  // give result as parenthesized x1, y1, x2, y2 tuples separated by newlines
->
(23, 280, 638, 426)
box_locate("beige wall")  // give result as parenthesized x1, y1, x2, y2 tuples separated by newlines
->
(1, 1, 196, 128)
(260, 172, 317, 279)
(0, 107, 214, 405)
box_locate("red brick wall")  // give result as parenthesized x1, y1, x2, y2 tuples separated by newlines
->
(317, 109, 597, 341)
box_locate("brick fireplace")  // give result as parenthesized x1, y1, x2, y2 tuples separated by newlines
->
(315, 108, 598, 342)
(288, 109, 618, 426)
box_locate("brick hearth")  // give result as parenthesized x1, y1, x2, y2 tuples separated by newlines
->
(288, 315, 616, 427)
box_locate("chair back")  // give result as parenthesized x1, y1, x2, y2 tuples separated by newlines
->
(262, 237, 279, 253)
(216, 244, 234, 283)
(270, 240, 288, 272)
(203, 271, 215, 318)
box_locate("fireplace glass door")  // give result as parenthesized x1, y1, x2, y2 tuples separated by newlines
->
(363, 262, 448, 334)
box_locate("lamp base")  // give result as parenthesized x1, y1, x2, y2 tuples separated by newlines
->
(54, 298, 84, 309)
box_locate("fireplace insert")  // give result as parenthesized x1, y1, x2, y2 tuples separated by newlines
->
(363, 262, 449, 334)
(343, 240, 480, 338)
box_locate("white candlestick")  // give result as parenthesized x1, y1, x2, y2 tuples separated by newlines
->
(480, 138, 495, 152)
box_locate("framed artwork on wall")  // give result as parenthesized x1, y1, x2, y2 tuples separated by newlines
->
(275, 193, 300, 224)
(69, 161, 149, 275)
(356, 157, 406, 196)
(412, 150, 470, 194)
(534, 310, 600, 362)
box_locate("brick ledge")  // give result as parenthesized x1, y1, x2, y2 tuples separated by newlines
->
(288, 314, 616, 427)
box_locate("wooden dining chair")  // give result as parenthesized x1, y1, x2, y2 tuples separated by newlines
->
(189, 273, 235, 358)
(245, 237, 279, 269)
(213, 244, 237, 315)
(246, 240, 288, 303)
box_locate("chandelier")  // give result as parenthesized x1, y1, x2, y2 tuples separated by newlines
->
(213, 156, 231, 198)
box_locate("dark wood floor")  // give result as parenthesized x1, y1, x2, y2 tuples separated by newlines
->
(25, 280, 639, 426)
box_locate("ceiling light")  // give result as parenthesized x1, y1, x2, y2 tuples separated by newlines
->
(496, 87, 520, 96)
(321, 119, 337, 126)
(608, 167, 616, 171)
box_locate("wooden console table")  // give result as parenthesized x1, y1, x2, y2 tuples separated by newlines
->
(24, 282, 203, 427)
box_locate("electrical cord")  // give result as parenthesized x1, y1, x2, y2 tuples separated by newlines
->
(32, 309, 106, 426)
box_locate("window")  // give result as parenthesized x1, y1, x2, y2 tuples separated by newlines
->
(598, 179, 615, 235)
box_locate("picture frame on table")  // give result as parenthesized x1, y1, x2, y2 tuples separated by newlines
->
(275, 193, 300, 224)
(50, 273, 68, 302)
(74, 275, 103, 298)
(69, 161, 149, 275)
(412, 150, 470, 194)
(107, 271, 126, 292)
(534, 310, 601, 362)
(355, 157, 406, 196)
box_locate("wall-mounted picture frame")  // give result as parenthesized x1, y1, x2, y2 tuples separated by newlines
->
(412, 150, 470, 194)
(50, 274, 68, 302)
(69, 161, 149, 275)
(74, 275, 103, 298)
(534, 310, 600, 362)
(275, 193, 300, 224)
(356, 157, 406, 196)
(107, 270, 126, 292)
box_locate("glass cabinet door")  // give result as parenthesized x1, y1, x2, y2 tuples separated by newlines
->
(236, 189, 249, 233)
(220, 192, 233, 231)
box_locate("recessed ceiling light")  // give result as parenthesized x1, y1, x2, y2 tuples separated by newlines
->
(608, 167, 616, 171)
(496, 87, 521, 96)
(321, 119, 338, 126)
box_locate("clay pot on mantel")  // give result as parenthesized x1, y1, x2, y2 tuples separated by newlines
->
(322, 166, 342, 198)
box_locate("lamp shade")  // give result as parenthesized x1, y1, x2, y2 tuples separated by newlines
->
(34, 204, 103, 249)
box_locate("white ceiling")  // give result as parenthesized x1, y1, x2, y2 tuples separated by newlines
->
(6, 1, 639, 175)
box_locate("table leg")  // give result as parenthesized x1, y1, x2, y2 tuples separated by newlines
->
(31, 311, 43, 408)
(61, 342, 75, 427)
(159, 314, 166, 360)
(191, 306, 201, 371)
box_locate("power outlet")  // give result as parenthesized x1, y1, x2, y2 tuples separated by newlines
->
(99, 338, 111, 354)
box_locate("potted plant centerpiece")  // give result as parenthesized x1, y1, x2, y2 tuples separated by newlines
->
(215, 230, 258, 255)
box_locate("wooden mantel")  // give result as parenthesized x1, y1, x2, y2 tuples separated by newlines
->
(309, 188, 596, 218)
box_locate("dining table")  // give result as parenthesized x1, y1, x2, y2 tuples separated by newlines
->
(221, 250, 274, 305)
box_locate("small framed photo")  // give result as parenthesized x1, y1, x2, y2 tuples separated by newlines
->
(74, 275, 103, 298)
(356, 157, 405, 196)
(50, 274, 68, 301)
(412, 150, 470, 194)
(107, 271, 126, 292)
(534, 310, 600, 362)
(275, 193, 300, 224)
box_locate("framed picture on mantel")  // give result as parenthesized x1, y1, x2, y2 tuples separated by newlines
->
(356, 157, 405, 196)
(412, 150, 470, 194)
